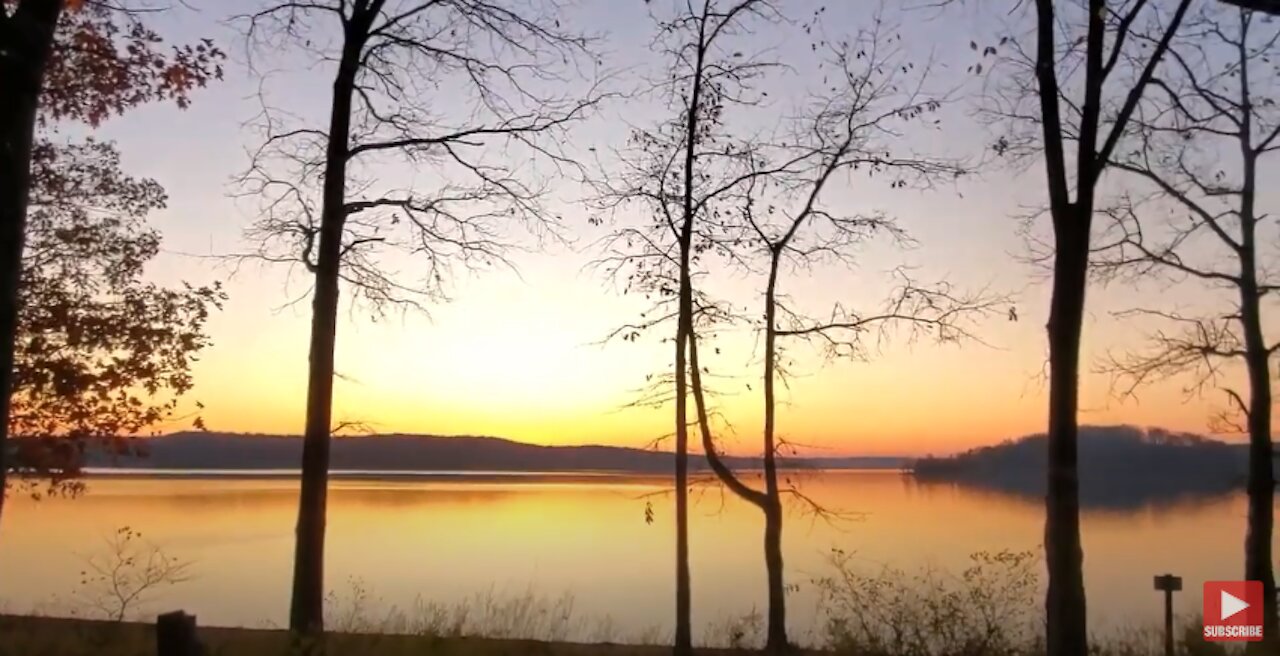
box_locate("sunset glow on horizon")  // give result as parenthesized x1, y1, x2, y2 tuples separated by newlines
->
(92, 0, 1267, 459)
(9, 0, 1280, 652)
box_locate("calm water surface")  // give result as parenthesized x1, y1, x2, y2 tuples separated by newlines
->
(0, 471, 1258, 642)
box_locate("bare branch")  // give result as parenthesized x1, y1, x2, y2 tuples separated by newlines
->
(236, 0, 605, 313)
(1099, 308, 1246, 401)
(1093, 4, 1280, 441)
(776, 270, 1004, 360)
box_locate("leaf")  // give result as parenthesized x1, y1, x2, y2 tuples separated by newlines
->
(38, 8, 226, 126)
(13, 140, 222, 493)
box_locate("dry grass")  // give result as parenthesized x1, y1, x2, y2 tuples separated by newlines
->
(0, 550, 1246, 656)
(0, 615, 824, 656)
(811, 549, 1238, 656)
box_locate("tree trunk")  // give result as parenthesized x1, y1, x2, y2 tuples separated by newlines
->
(762, 253, 787, 654)
(1045, 207, 1090, 656)
(1238, 138, 1275, 652)
(673, 383, 692, 656)
(673, 178, 695, 656)
(762, 500, 786, 653)
(289, 253, 340, 635)
(686, 318, 781, 652)
(288, 50, 360, 637)
(671, 24, 707, 656)
(673, 267, 693, 656)
(1241, 289, 1275, 655)
(683, 236, 786, 655)
(0, 0, 63, 527)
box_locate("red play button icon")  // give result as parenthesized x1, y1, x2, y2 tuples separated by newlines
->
(1204, 581, 1264, 642)
(1220, 589, 1250, 621)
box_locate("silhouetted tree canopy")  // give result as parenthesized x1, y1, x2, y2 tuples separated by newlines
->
(29, 0, 224, 127)
(9, 138, 223, 498)
(913, 425, 1246, 509)
(0, 0, 225, 508)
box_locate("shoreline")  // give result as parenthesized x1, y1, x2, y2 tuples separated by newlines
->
(73, 467, 909, 483)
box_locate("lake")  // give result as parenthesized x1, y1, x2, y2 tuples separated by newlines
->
(0, 471, 1260, 644)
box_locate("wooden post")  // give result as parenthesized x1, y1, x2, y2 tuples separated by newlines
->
(156, 610, 201, 656)
(1153, 574, 1182, 656)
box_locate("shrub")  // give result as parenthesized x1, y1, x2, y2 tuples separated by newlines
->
(812, 549, 1039, 656)
(73, 526, 193, 622)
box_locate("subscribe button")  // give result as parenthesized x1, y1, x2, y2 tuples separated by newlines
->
(1203, 581, 1264, 642)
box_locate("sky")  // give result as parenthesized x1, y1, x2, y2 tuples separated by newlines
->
(70, 0, 1278, 457)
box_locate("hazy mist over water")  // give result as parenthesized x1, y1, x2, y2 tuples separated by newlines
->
(0, 472, 1255, 641)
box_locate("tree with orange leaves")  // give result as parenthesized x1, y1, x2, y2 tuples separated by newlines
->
(0, 0, 223, 524)
(10, 138, 225, 501)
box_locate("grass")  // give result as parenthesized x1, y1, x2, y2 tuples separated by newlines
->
(322, 580, 797, 648)
(326, 579, 585, 640)
(0, 579, 801, 656)
(0, 614, 818, 656)
(0, 549, 1254, 656)
(0, 611, 1249, 656)
(811, 549, 1240, 656)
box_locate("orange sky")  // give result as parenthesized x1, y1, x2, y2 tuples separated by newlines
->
(171, 253, 1243, 457)
(90, 0, 1271, 458)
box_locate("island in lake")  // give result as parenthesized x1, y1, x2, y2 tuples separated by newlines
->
(911, 424, 1259, 509)
(72, 426, 1261, 509)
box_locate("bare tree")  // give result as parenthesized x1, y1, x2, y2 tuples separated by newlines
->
(236, 0, 601, 636)
(595, 6, 1002, 652)
(73, 526, 194, 622)
(590, 1, 778, 652)
(682, 22, 1005, 652)
(974, 2, 1193, 654)
(1091, 5, 1280, 649)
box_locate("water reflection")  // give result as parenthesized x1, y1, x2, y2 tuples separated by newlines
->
(0, 472, 1258, 640)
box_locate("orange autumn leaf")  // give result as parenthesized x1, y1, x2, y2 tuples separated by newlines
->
(39, 4, 224, 126)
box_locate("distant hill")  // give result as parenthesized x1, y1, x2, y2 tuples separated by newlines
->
(80, 432, 906, 474)
(911, 425, 1253, 508)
